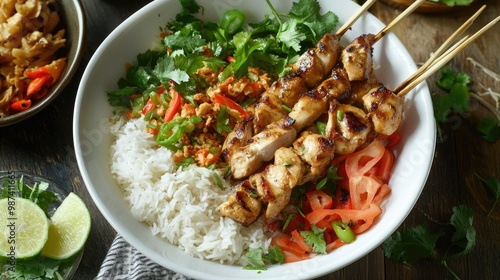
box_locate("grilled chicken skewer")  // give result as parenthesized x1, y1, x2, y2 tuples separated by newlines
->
(219, 2, 497, 227)
(223, 0, 426, 179)
(220, 0, 381, 162)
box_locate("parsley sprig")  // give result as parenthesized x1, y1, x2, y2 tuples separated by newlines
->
(382, 205, 476, 280)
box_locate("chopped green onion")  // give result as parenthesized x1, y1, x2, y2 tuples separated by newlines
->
(337, 110, 344, 122)
(316, 121, 326, 136)
(214, 172, 225, 190)
(281, 104, 292, 113)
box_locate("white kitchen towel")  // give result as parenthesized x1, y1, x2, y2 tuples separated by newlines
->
(97, 235, 194, 280)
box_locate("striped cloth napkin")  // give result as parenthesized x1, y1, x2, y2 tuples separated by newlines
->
(96, 235, 194, 280)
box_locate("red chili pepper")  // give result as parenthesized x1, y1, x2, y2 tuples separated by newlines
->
(164, 90, 182, 122)
(213, 93, 249, 119)
(27, 75, 53, 96)
(141, 97, 156, 115)
(10, 99, 32, 111)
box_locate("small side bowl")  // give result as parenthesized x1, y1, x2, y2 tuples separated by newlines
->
(0, 0, 86, 126)
(0, 170, 83, 279)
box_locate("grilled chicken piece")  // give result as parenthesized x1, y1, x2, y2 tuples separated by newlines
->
(362, 85, 403, 135)
(253, 75, 309, 133)
(293, 131, 335, 176)
(340, 34, 375, 81)
(252, 33, 341, 132)
(221, 117, 254, 162)
(230, 118, 297, 179)
(326, 100, 372, 154)
(253, 92, 288, 133)
(288, 89, 328, 132)
(347, 76, 382, 104)
(316, 67, 352, 101)
(291, 33, 343, 88)
(218, 180, 262, 226)
(266, 75, 308, 108)
(228, 68, 351, 179)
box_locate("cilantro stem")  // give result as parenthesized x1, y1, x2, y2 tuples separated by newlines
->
(488, 199, 499, 217)
(440, 259, 461, 280)
(264, 0, 283, 26)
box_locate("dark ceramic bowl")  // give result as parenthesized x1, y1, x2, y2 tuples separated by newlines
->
(0, 0, 86, 126)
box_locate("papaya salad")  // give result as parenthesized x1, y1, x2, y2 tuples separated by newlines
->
(107, 0, 403, 267)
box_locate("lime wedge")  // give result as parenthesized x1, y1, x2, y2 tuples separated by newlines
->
(41, 193, 91, 260)
(0, 197, 50, 259)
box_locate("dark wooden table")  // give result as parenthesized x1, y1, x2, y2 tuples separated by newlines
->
(1, 0, 499, 279)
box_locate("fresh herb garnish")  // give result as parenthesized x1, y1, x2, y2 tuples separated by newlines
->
(476, 117, 500, 143)
(382, 205, 476, 280)
(244, 246, 285, 271)
(433, 66, 471, 139)
(300, 224, 327, 254)
(475, 173, 500, 216)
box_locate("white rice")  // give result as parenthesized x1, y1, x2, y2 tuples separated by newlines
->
(109, 115, 272, 265)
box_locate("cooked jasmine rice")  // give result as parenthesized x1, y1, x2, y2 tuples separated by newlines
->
(109, 115, 272, 265)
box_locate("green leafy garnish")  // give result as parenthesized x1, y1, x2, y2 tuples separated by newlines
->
(475, 173, 500, 216)
(300, 224, 327, 254)
(476, 117, 500, 143)
(382, 205, 476, 279)
(433, 67, 471, 139)
(244, 246, 285, 270)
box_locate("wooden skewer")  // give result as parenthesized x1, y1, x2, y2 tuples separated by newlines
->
(393, 5, 486, 94)
(336, 0, 378, 36)
(373, 0, 427, 43)
(397, 15, 500, 97)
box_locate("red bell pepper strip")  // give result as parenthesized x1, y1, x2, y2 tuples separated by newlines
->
(10, 99, 32, 111)
(213, 93, 250, 119)
(164, 90, 182, 122)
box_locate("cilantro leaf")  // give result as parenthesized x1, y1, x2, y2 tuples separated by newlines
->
(244, 248, 267, 270)
(243, 246, 285, 270)
(477, 117, 500, 143)
(433, 66, 471, 127)
(475, 173, 500, 216)
(382, 224, 443, 263)
(278, 19, 307, 52)
(301, 224, 327, 254)
(448, 205, 476, 258)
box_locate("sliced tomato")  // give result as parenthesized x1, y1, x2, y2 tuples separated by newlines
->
(304, 203, 382, 234)
(283, 214, 311, 235)
(345, 139, 385, 178)
(333, 187, 352, 210)
(282, 249, 311, 263)
(349, 175, 383, 210)
(306, 189, 333, 211)
(385, 131, 401, 148)
(326, 238, 344, 252)
(271, 235, 307, 256)
(378, 148, 395, 184)
(291, 230, 313, 253)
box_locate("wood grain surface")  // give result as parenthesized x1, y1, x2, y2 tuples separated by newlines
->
(0, 0, 498, 279)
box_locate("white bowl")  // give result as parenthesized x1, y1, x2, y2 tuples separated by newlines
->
(73, 0, 436, 279)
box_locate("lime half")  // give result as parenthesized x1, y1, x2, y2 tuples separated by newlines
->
(0, 197, 50, 259)
(41, 192, 91, 260)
